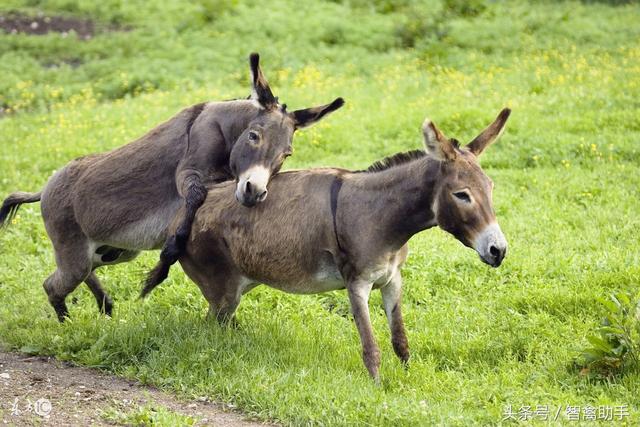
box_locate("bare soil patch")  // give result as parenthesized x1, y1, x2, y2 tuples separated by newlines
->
(0, 12, 95, 39)
(0, 352, 264, 426)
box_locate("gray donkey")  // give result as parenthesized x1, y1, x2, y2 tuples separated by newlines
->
(143, 108, 511, 380)
(0, 53, 344, 322)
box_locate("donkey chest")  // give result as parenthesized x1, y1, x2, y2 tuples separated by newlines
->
(353, 249, 407, 289)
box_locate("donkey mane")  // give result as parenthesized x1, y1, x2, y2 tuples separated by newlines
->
(363, 150, 426, 173)
(229, 95, 286, 112)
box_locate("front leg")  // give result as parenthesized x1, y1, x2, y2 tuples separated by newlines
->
(347, 280, 380, 381)
(174, 172, 208, 248)
(141, 172, 207, 297)
(381, 271, 409, 365)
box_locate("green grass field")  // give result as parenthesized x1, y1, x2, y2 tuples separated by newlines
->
(1, 0, 639, 425)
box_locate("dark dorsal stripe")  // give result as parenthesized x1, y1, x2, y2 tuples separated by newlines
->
(364, 150, 426, 173)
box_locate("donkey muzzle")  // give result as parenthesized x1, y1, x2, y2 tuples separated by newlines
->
(474, 222, 507, 268)
(235, 166, 270, 207)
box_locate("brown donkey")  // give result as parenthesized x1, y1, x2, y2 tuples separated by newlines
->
(0, 53, 344, 322)
(144, 109, 511, 380)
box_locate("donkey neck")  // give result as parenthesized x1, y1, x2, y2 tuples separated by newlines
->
(345, 156, 442, 249)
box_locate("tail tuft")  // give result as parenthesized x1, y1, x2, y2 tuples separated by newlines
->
(0, 192, 41, 228)
(140, 235, 182, 298)
(140, 260, 172, 299)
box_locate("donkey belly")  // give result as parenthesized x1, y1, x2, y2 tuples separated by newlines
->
(91, 246, 141, 267)
(263, 274, 345, 295)
(102, 198, 183, 250)
(256, 252, 345, 295)
(306, 257, 345, 293)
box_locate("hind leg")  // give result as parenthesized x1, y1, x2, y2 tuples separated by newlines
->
(200, 274, 243, 325)
(42, 227, 94, 322)
(206, 282, 247, 325)
(179, 255, 247, 325)
(207, 282, 259, 327)
(87, 248, 140, 316)
(84, 272, 113, 316)
(43, 259, 91, 322)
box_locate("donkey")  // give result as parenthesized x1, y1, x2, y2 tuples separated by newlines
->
(0, 53, 344, 322)
(142, 108, 511, 380)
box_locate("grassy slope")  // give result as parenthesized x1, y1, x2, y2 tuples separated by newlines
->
(1, 0, 639, 425)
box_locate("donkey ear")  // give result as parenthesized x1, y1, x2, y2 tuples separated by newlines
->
(291, 97, 345, 129)
(422, 119, 457, 161)
(249, 53, 277, 108)
(467, 108, 511, 156)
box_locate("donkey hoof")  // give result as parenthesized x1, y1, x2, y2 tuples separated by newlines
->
(218, 316, 240, 329)
(51, 301, 69, 323)
(373, 374, 381, 386)
(102, 299, 114, 317)
(207, 312, 240, 328)
(400, 353, 410, 367)
(225, 317, 241, 329)
(55, 310, 69, 323)
(99, 295, 114, 315)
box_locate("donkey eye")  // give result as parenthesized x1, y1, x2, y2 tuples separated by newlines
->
(248, 131, 259, 142)
(453, 191, 472, 203)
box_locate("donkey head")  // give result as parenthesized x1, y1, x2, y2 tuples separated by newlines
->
(422, 108, 511, 267)
(230, 53, 344, 207)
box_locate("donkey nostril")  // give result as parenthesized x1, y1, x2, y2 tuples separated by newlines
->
(245, 180, 252, 194)
(257, 190, 268, 202)
(489, 245, 500, 258)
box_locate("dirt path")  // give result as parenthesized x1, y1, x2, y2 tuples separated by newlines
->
(0, 352, 264, 426)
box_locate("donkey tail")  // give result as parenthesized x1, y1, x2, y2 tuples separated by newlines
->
(140, 259, 172, 298)
(0, 191, 42, 227)
(140, 235, 181, 299)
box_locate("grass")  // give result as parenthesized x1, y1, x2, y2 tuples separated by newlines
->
(101, 404, 197, 426)
(1, 0, 639, 425)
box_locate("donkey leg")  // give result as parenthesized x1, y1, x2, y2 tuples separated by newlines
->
(381, 272, 410, 365)
(179, 255, 243, 325)
(43, 234, 93, 322)
(142, 174, 207, 297)
(87, 248, 139, 315)
(205, 278, 247, 326)
(84, 272, 113, 316)
(175, 175, 207, 246)
(207, 301, 240, 326)
(43, 263, 91, 322)
(347, 280, 381, 382)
